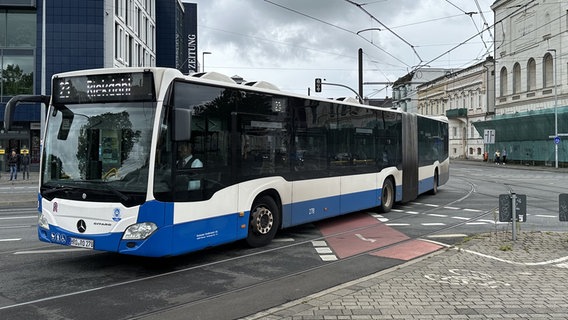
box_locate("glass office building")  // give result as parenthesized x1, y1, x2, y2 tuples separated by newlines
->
(0, 0, 197, 171)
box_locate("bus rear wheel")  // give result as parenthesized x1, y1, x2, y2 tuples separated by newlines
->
(246, 195, 280, 247)
(379, 178, 394, 213)
(429, 171, 439, 195)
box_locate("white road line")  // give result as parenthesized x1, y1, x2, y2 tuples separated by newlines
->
(422, 223, 446, 226)
(428, 214, 448, 218)
(452, 216, 470, 220)
(315, 247, 333, 254)
(14, 248, 89, 254)
(385, 223, 410, 226)
(465, 222, 488, 225)
(320, 255, 338, 261)
(464, 208, 482, 212)
(426, 234, 468, 238)
(534, 215, 556, 218)
(443, 206, 460, 210)
(0, 215, 36, 220)
(0, 238, 21, 242)
(273, 238, 295, 242)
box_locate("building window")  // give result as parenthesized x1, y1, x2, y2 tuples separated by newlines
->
(543, 53, 553, 88)
(513, 63, 521, 94)
(500, 67, 508, 96)
(527, 58, 536, 91)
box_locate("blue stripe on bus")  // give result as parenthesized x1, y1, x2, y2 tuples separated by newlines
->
(287, 189, 380, 226)
(418, 176, 435, 194)
(38, 225, 123, 252)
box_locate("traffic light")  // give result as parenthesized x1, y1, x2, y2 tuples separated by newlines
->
(315, 78, 322, 92)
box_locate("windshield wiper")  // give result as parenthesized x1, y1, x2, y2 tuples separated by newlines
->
(88, 181, 131, 203)
(42, 186, 74, 197)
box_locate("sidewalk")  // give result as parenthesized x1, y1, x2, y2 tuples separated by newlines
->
(0, 170, 39, 208)
(244, 161, 568, 319)
(245, 231, 568, 319)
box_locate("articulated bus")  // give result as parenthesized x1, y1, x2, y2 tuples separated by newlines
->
(5, 67, 449, 257)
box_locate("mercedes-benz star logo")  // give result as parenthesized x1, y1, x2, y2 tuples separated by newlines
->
(77, 220, 87, 233)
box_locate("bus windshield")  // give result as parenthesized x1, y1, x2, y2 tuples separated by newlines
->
(41, 101, 156, 205)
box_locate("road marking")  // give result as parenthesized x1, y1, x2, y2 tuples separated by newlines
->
(464, 208, 482, 212)
(14, 248, 88, 254)
(443, 206, 460, 210)
(312, 240, 337, 261)
(315, 247, 333, 254)
(355, 233, 376, 243)
(424, 204, 439, 207)
(534, 215, 556, 218)
(0, 215, 36, 220)
(273, 238, 295, 242)
(465, 222, 487, 225)
(426, 234, 468, 238)
(421, 223, 445, 226)
(0, 238, 22, 242)
(428, 214, 448, 218)
(385, 223, 410, 226)
(320, 255, 338, 261)
(452, 216, 470, 220)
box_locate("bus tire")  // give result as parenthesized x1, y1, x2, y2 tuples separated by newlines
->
(379, 178, 394, 213)
(246, 195, 280, 247)
(429, 171, 439, 195)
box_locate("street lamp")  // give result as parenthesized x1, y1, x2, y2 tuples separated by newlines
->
(548, 49, 558, 168)
(202, 51, 212, 73)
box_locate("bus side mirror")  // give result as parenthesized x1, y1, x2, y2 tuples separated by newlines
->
(173, 108, 192, 141)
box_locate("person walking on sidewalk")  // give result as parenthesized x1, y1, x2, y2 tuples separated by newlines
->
(494, 150, 501, 165)
(8, 150, 19, 181)
(502, 148, 507, 165)
(21, 152, 30, 180)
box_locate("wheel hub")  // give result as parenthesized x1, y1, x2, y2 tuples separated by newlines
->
(251, 206, 273, 235)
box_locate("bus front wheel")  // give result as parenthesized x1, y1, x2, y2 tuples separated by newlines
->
(246, 195, 280, 247)
(379, 178, 394, 213)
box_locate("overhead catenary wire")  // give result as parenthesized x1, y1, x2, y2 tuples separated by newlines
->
(344, 0, 424, 66)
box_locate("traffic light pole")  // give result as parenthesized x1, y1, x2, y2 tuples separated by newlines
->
(314, 79, 364, 104)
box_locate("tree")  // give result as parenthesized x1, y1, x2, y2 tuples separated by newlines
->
(1, 64, 33, 95)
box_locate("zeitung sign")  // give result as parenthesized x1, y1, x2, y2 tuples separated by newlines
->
(182, 3, 198, 74)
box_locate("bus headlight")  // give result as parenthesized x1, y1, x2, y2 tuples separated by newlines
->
(38, 212, 49, 230)
(123, 222, 157, 240)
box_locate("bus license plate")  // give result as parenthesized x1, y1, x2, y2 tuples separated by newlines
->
(69, 237, 94, 249)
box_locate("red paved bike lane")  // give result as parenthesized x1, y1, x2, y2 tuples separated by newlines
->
(316, 212, 443, 260)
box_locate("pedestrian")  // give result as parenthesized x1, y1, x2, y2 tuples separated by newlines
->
(8, 150, 19, 181)
(21, 152, 30, 180)
(494, 150, 501, 165)
(502, 148, 507, 165)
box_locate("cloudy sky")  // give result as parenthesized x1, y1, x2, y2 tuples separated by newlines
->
(185, 0, 495, 99)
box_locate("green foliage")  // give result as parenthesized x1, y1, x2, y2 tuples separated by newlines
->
(2, 64, 33, 95)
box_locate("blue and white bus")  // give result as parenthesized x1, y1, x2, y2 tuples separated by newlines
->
(5, 67, 449, 257)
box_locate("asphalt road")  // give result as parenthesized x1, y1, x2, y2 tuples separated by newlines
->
(0, 161, 566, 320)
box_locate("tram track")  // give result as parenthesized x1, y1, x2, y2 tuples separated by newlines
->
(2, 170, 554, 320)
(0, 176, 485, 318)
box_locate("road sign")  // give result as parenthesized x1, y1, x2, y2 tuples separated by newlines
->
(499, 194, 526, 222)
(554, 136, 561, 144)
(483, 129, 495, 144)
(560, 194, 568, 221)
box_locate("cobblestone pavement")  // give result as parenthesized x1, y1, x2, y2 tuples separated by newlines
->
(244, 231, 568, 319)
